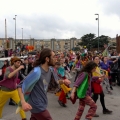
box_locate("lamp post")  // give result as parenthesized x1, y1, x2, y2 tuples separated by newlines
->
(21, 28, 23, 43)
(95, 13, 99, 52)
(13, 15, 17, 50)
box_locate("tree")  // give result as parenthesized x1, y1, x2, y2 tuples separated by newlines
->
(77, 34, 110, 50)
(92, 35, 110, 48)
(78, 33, 96, 50)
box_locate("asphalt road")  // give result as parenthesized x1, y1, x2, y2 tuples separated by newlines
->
(1, 73, 120, 120)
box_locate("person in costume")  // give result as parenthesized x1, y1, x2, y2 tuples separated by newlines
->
(74, 55, 82, 82)
(0, 60, 16, 105)
(100, 56, 116, 93)
(17, 48, 64, 120)
(0, 57, 26, 120)
(56, 59, 71, 107)
(71, 61, 99, 120)
(92, 56, 112, 117)
(84, 46, 88, 54)
(81, 54, 89, 67)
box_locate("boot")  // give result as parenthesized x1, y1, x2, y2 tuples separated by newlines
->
(62, 103, 67, 107)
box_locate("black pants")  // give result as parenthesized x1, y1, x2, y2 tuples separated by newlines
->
(117, 70, 120, 85)
(110, 72, 118, 83)
(92, 92, 106, 111)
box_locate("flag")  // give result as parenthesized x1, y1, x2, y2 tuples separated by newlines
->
(102, 43, 111, 57)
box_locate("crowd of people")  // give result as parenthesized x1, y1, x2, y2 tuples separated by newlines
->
(0, 48, 119, 120)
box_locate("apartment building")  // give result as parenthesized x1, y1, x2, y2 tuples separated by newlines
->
(0, 38, 81, 51)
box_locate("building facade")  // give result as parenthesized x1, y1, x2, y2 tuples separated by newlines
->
(0, 37, 116, 51)
(0, 38, 81, 51)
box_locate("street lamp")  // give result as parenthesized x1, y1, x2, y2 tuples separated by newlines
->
(13, 15, 17, 50)
(95, 13, 99, 52)
(21, 28, 23, 43)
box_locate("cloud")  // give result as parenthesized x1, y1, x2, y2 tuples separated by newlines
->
(0, 14, 97, 39)
(97, 0, 120, 16)
(0, 0, 120, 39)
(0, 14, 117, 39)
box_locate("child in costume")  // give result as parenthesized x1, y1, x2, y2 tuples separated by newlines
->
(55, 60, 71, 107)
(71, 61, 99, 120)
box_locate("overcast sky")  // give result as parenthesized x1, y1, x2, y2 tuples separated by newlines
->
(0, 0, 120, 39)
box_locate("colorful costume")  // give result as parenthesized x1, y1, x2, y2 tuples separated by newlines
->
(92, 67, 103, 93)
(74, 72, 97, 120)
(0, 67, 26, 119)
(57, 66, 71, 106)
(16, 66, 59, 113)
(16, 67, 41, 113)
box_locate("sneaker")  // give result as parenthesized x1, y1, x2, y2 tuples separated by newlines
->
(103, 109, 112, 114)
(62, 103, 67, 107)
(93, 114, 99, 117)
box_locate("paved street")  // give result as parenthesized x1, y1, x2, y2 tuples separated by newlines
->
(1, 73, 120, 120)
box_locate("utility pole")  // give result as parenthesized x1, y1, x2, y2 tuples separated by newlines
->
(5, 19, 7, 49)
(13, 15, 17, 50)
(95, 14, 99, 52)
(21, 28, 23, 43)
